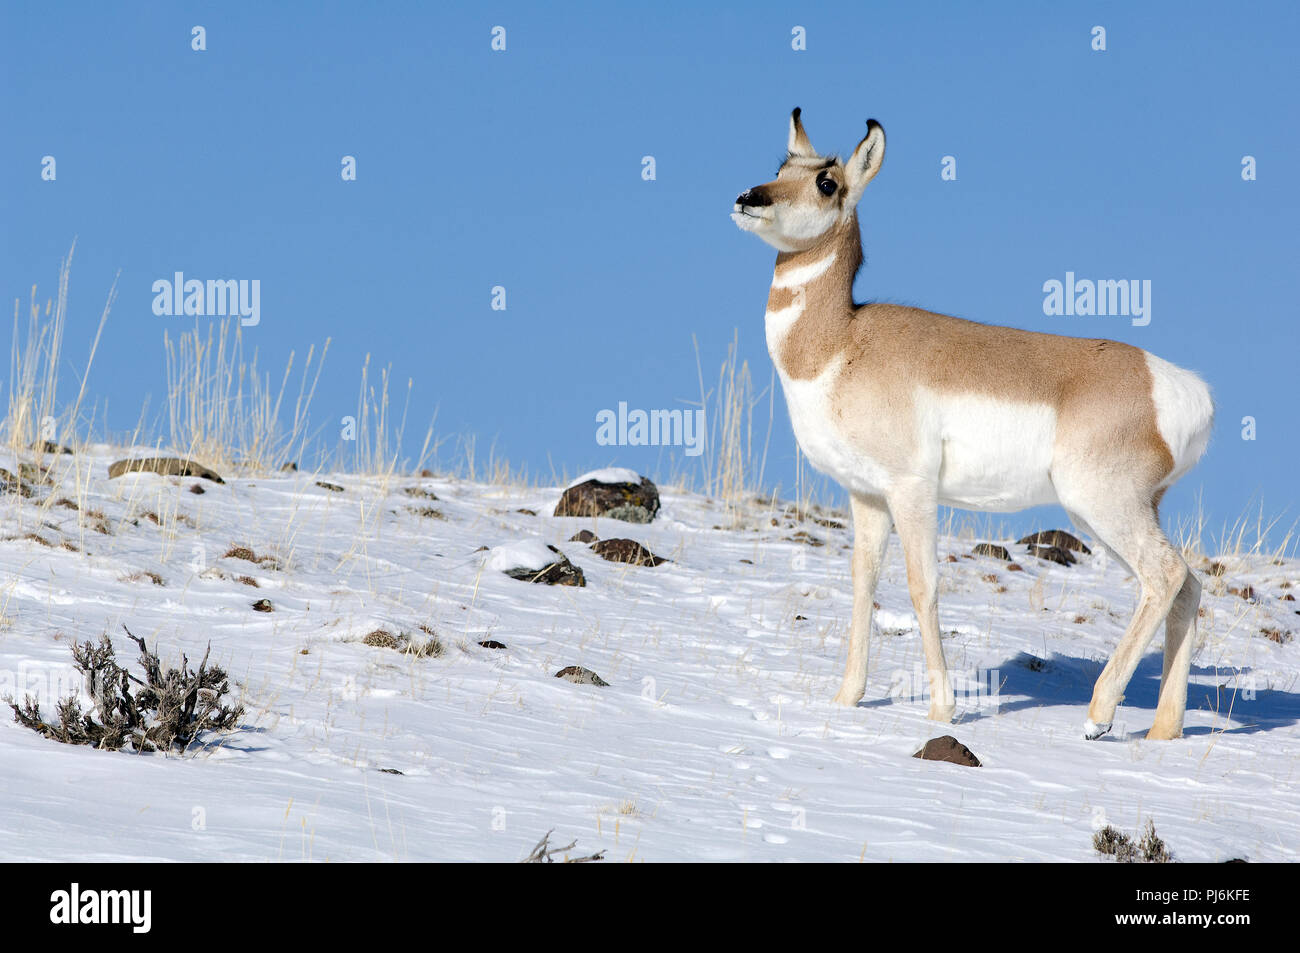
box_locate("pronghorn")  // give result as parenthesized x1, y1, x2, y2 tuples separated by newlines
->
(732, 109, 1214, 740)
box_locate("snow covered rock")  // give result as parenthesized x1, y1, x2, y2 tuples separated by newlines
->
(108, 456, 224, 483)
(1027, 544, 1077, 567)
(971, 543, 1012, 561)
(555, 665, 609, 687)
(554, 470, 660, 523)
(591, 537, 668, 567)
(1017, 529, 1091, 554)
(487, 540, 586, 586)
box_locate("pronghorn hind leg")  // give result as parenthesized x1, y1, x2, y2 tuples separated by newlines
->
(1067, 497, 1188, 739)
(887, 485, 953, 722)
(1148, 570, 1200, 740)
(832, 494, 892, 707)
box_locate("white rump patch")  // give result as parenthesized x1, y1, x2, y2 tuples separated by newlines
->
(1144, 352, 1213, 484)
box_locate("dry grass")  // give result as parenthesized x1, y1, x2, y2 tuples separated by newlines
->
(163, 317, 329, 474)
(5, 241, 114, 460)
(5, 253, 1296, 571)
(689, 330, 776, 525)
(1174, 491, 1297, 565)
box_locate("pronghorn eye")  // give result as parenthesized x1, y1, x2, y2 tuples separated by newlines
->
(817, 176, 837, 197)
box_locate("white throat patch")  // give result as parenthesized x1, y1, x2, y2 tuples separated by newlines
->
(765, 252, 836, 355)
(772, 252, 836, 289)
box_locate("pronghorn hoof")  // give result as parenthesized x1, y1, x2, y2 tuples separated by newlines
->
(1145, 725, 1183, 741)
(1083, 719, 1112, 740)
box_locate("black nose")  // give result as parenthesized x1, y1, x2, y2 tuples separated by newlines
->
(735, 188, 771, 207)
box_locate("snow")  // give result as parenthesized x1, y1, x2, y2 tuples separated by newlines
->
(485, 539, 563, 573)
(567, 467, 642, 487)
(1, 447, 1297, 862)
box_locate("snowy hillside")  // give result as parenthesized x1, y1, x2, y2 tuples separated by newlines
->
(1, 446, 1296, 862)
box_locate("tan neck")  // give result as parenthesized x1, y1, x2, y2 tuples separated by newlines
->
(765, 215, 864, 379)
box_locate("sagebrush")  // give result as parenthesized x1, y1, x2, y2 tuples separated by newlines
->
(9, 626, 244, 753)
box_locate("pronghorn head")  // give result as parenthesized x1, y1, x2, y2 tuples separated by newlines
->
(732, 108, 885, 252)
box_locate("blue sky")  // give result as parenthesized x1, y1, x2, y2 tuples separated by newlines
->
(2, 1, 1296, 547)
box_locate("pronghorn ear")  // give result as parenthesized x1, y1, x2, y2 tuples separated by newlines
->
(788, 107, 816, 158)
(844, 120, 885, 206)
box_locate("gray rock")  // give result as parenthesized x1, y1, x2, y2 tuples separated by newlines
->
(555, 666, 609, 687)
(554, 476, 660, 523)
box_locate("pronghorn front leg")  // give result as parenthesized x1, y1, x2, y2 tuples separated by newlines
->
(832, 493, 892, 707)
(889, 484, 954, 722)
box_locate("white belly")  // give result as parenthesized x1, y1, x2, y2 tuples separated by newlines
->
(776, 366, 1061, 512)
(926, 388, 1060, 511)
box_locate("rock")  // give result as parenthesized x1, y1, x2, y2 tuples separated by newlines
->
(505, 557, 586, 587)
(280, 461, 298, 472)
(971, 543, 1012, 561)
(0, 468, 33, 497)
(788, 530, 824, 547)
(478, 640, 508, 650)
(189, 483, 206, 495)
(315, 481, 344, 493)
(361, 629, 445, 657)
(912, 735, 981, 767)
(108, 457, 224, 483)
(554, 474, 659, 523)
(487, 540, 586, 586)
(252, 599, 274, 612)
(1017, 530, 1091, 554)
(1027, 544, 1076, 566)
(569, 529, 598, 543)
(493, 543, 586, 587)
(32, 440, 72, 454)
(591, 538, 668, 567)
(555, 665, 609, 687)
(1228, 585, 1257, 603)
(379, 768, 404, 775)
(17, 463, 52, 484)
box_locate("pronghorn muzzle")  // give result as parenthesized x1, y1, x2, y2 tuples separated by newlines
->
(734, 187, 772, 209)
